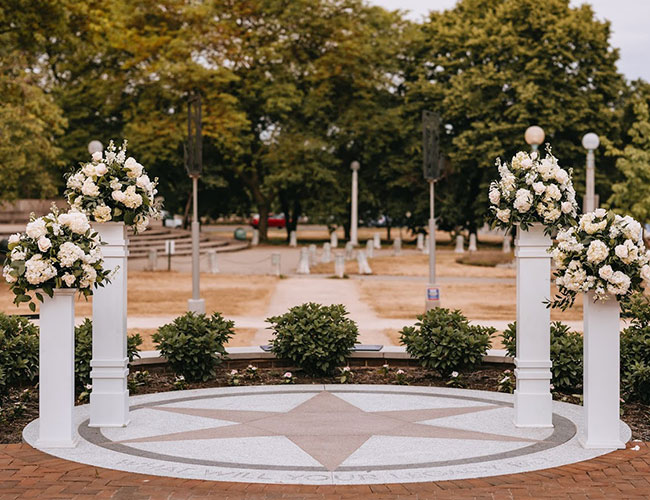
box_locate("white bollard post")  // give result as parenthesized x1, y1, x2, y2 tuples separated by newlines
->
(251, 229, 259, 246)
(393, 236, 402, 256)
(416, 233, 424, 250)
(357, 250, 372, 275)
(37, 288, 77, 448)
(582, 292, 625, 448)
(366, 239, 374, 259)
(321, 242, 332, 263)
(335, 252, 345, 278)
(330, 231, 338, 249)
(271, 252, 281, 277)
(373, 232, 381, 249)
(423, 235, 430, 255)
(308, 244, 317, 266)
(468, 233, 478, 252)
(147, 249, 157, 271)
(503, 232, 512, 253)
(344, 241, 355, 260)
(454, 234, 465, 254)
(208, 249, 219, 274)
(513, 223, 553, 428)
(90, 222, 129, 428)
(289, 230, 297, 247)
(296, 247, 310, 274)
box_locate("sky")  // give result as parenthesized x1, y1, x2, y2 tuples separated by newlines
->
(367, 0, 650, 82)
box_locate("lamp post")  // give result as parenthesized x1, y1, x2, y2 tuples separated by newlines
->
(185, 94, 205, 314)
(350, 161, 360, 246)
(422, 111, 442, 310)
(88, 140, 103, 155)
(524, 126, 545, 152)
(582, 133, 600, 213)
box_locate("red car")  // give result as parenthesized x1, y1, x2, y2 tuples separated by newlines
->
(250, 213, 287, 229)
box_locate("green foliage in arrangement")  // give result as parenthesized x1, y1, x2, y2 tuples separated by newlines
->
(502, 321, 583, 392)
(74, 319, 142, 390)
(153, 312, 234, 382)
(624, 362, 650, 404)
(0, 313, 39, 391)
(267, 303, 359, 376)
(400, 308, 493, 378)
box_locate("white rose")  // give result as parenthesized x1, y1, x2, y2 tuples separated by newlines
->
(586, 240, 608, 264)
(26, 218, 47, 240)
(62, 273, 77, 287)
(8, 233, 20, 245)
(614, 244, 628, 261)
(554, 169, 569, 185)
(58, 211, 91, 234)
(92, 151, 103, 162)
(641, 264, 650, 284)
(561, 201, 573, 214)
(37, 236, 51, 252)
(594, 208, 607, 218)
(496, 208, 511, 223)
(544, 184, 561, 201)
(488, 186, 500, 205)
(513, 189, 533, 213)
(532, 182, 546, 195)
(136, 174, 151, 191)
(521, 158, 533, 169)
(3, 265, 16, 284)
(598, 265, 614, 280)
(112, 190, 126, 203)
(109, 178, 122, 191)
(10, 248, 26, 260)
(95, 163, 108, 176)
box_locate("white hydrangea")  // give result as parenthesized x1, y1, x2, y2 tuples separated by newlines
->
(543, 207, 561, 223)
(59, 211, 91, 234)
(621, 215, 642, 242)
(10, 248, 26, 260)
(544, 184, 561, 201)
(513, 189, 533, 213)
(66, 172, 85, 190)
(57, 242, 85, 267)
(109, 178, 122, 191)
(607, 271, 631, 296)
(26, 218, 47, 240)
(122, 185, 143, 208)
(83, 247, 102, 265)
(586, 240, 608, 264)
(82, 163, 96, 177)
(81, 178, 100, 197)
(24, 254, 57, 285)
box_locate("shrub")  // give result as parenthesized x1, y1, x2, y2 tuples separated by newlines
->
(0, 313, 39, 391)
(400, 308, 493, 378)
(153, 312, 234, 382)
(501, 321, 583, 392)
(268, 303, 358, 376)
(624, 362, 650, 404)
(75, 319, 143, 389)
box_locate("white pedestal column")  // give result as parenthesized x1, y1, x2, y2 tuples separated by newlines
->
(90, 222, 129, 427)
(514, 223, 553, 428)
(330, 231, 338, 249)
(38, 288, 77, 448)
(582, 292, 625, 449)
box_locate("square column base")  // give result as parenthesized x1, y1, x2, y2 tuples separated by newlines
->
(89, 391, 131, 428)
(513, 390, 553, 428)
(188, 298, 206, 314)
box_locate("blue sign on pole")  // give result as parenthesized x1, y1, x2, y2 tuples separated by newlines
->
(426, 287, 440, 302)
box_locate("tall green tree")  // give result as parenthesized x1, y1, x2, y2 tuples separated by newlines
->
(405, 0, 625, 233)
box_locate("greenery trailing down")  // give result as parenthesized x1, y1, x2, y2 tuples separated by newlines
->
(153, 312, 234, 382)
(400, 308, 493, 378)
(74, 319, 142, 390)
(267, 303, 359, 376)
(0, 314, 39, 392)
(502, 321, 583, 392)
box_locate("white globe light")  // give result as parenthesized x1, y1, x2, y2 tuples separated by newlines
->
(350, 161, 360, 171)
(582, 132, 600, 150)
(524, 126, 545, 146)
(87, 140, 103, 155)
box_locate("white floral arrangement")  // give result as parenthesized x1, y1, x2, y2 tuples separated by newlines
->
(3, 209, 111, 311)
(64, 140, 160, 233)
(488, 148, 578, 234)
(550, 209, 650, 309)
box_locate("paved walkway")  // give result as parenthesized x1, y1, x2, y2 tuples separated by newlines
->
(5, 434, 648, 498)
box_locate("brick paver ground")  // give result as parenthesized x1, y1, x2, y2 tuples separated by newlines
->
(0, 442, 648, 499)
